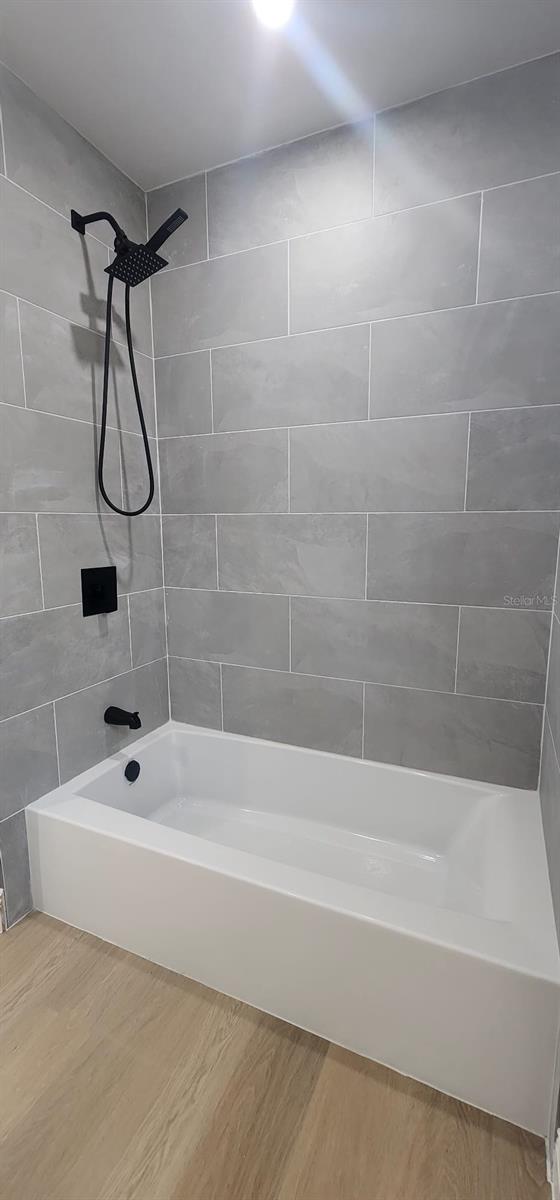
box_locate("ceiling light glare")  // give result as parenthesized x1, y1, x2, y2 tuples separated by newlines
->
(252, 0, 295, 30)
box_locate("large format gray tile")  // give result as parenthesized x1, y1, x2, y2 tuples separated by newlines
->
(290, 194, 480, 332)
(0, 405, 120, 513)
(129, 588, 167, 667)
(466, 407, 560, 512)
(371, 294, 560, 417)
(540, 717, 560, 938)
(222, 665, 363, 757)
(478, 173, 560, 303)
(217, 514, 366, 598)
(147, 173, 207, 268)
(0, 810, 32, 926)
(0, 705, 58, 822)
(162, 515, 217, 589)
(37, 513, 162, 607)
(457, 608, 551, 703)
(364, 684, 542, 787)
(0, 514, 42, 617)
(151, 242, 288, 355)
(546, 614, 560, 753)
(375, 55, 560, 214)
(291, 597, 457, 690)
(0, 603, 131, 720)
(20, 303, 156, 435)
(169, 657, 222, 729)
(120, 432, 160, 515)
(160, 429, 288, 514)
(0, 175, 108, 326)
(367, 512, 559, 608)
(55, 659, 169, 783)
(212, 325, 370, 432)
(109, 274, 153, 357)
(0, 290, 24, 406)
(291, 415, 468, 513)
(0, 65, 145, 246)
(155, 351, 212, 436)
(166, 588, 289, 669)
(208, 120, 373, 256)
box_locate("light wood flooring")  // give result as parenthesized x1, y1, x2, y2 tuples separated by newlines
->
(0, 913, 549, 1200)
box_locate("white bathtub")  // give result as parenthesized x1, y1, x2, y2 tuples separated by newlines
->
(27, 721, 560, 1136)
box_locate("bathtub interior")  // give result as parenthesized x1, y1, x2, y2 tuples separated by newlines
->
(76, 725, 523, 921)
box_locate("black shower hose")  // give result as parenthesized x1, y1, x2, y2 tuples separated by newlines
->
(98, 274, 155, 516)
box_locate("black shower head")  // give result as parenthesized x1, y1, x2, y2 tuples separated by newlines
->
(71, 206, 188, 288)
(105, 207, 188, 287)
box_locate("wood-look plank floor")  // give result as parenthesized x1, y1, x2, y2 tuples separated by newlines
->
(0, 913, 549, 1200)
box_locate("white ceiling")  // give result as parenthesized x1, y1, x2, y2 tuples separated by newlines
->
(0, 0, 559, 191)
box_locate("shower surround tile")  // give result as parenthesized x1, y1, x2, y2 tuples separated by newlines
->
(0, 603, 132, 720)
(371, 294, 560, 418)
(290, 415, 468, 513)
(456, 608, 551, 703)
(147, 172, 207, 268)
(0, 290, 25, 406)
(166, 587, 289, 670)
(169, 657, 222, 729)
(162, 515, 217, 589)
(0, 405, 121, 513)
(466, 407, 560, 512)
(0, 705, 59, 823)
(160, 429, 288, 515)
(0, 811, 32, 926)
(478, 173, 560, 302)
(291, 597, 458, 690)
(129, 588, 167, 667)
(217, 515, 367, 599)
(289, 194, 480, 332)
(0, 514, 43, 617)
(374, 55, 560, 213)
(20, 303, 156, 436)
(207, 120, 374, 255)
(222, 664, 363, 757)
(151, 241, 288, 355)
(155, 351, 212, 436)
(364, 684, 542, 788)
(55, 659, 169, 783)
(211, 326, 370, 433)
(37, 513, 163, 607)
(0, 64, 146, 246)
(367, 512, 559, 608)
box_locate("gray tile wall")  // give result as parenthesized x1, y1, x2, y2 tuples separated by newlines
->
(0, 67, 168, 927)
(540, 542, 560, 942)
(151, 54, 560, 795)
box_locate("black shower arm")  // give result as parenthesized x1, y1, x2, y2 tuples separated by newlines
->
(71, 208, 132, 249)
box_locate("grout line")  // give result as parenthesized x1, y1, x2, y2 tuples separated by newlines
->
(0, 657, 168, 728)
(475, 192, 484, 303)
(367, 323, 373, 418)
(146, 236, 172, 723)
(364, 513, 369, 599)
(161, 585, 556, 614)
(538, 528, 560, 789)
(453, 608, 462, 692)
(15, 299, 27, 407)
(127, 594, 134, 668)
(52, 701, 61, 786)
(204, 171, 210, 259)
(1, 172, 110, 250)
(546, 712, 560, 778)
(463, 413, 471, 510)
(0, 289, 154, 357)
(165, 655, 544, 707)
(2, 508, 558, 520)
(219, 662, 224, 731)
(151, 288, 560, 359)
(371, 113, 376, 217)
(287, 429, 291, 513)
(0, 92, 7, 176)
(34, 513, 46, 610)
(361, 681, 366, 758)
